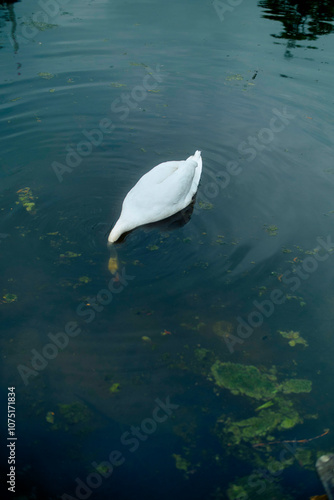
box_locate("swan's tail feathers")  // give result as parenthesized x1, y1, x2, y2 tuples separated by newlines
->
(186, 150, 202, 167)
(188, 150, 202, 193)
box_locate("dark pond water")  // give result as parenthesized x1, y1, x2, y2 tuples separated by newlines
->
(1, 0, 334, 498)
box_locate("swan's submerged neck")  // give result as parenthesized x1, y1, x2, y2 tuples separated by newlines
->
(108, 219, 132, 243)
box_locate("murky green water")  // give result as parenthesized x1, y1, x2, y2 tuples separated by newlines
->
(1, 0, 334, 499)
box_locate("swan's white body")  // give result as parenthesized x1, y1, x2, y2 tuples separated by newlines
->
(108, 150, 202, 243)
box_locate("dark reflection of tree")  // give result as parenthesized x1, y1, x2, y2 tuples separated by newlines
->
(258, 0, 334, 57)
(0, 0, 20, 52)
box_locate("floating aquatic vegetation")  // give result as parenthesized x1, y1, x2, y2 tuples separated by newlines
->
(173, 453, 191, 475)
(220, 396, 302, 446)
(227, 483, 247, 500)
(210, 361, 278, 400)
(285, 295, 306, 307)
(95, 463, 111, 475)
(180, 319, 205, 331)
(57, 401, 91, 426)
(141, 336, 151, 343)
(38, 72, 54, 79)
(225, 74, 243, 81)
(194, 347, 212, 363)
(264, 224, 278, 236)
(59, 251, 81, 258)
(16, 187, 36, 213)
(278, 329, 308, 347)
(255, 400, 274, 411)
(46, 411, 55, 424)
(78, 276, 91, 284)
(110, 82, 126, 87)
(2, 293, 17, 303)
(227, 475, 293, 500)
(161, 329, 172, 336)
(281, 378, 312, 394)
(212, 320, 234, 341)
(109, 383, 120, 394)
(146, 244, 159, 251)
(198, 201, 213, 210)
(26, 20, 58, 31)
(211, 361, 312, 401)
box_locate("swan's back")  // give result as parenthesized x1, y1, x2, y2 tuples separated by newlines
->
(108, 151, 202, 243)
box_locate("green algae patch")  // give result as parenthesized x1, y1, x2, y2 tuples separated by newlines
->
(109, 383, 120, 394)
(78, 276, 91, 284)
(198, 201, 213, 210)
(2, 293, 17, 303)
(58, 401, 91, 425)
(38, 72, 55, 79)
(95, 463, 111, 475)
(227, 483, 247, 500)
(227, 476, 292, 500)
(173, 453, 191, 474)
(16, 187, 36, 213)
(212, 320, 234, 340)
(281, 378, 312, 394)
(264, 224, 278, 236)
(225, 410, 280, 444)
(278, 330, 308, 347)
(60, 251, 81, 258)
(210, 361, 278, 400)
(46, 411, 55, 424)
(194, 347, 212, 363)
(220, 397, 302, 446)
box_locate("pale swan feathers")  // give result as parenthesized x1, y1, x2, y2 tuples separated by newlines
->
(108, 150, 202, 244)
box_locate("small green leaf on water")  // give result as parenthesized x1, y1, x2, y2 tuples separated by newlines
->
(60, 251, 81, 258)
(264, 224, 278, 236)
(10, 97, 23, 102)
(78, 276, 91, 283)
(49, 89, 55, 93)
(198, 201, 213, 210)
(140, 148, 146, 152)
(16, 187, 36, 213)
(38, 72, 54, 79)
(110, 82, 126, 88)
(109, 383, 120, 394)
(255, 401, 274, 411)
(146, 245, 159, 251)
(46, 411, 55, 424)
(225, 74, 243, 81)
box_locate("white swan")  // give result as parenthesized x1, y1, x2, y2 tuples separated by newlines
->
(108, 150, 202, 244)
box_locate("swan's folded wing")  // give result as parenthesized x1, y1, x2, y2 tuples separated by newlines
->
(121, 159, 197, 222)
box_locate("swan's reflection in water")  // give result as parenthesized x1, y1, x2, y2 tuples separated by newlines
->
(107, 200, 196, 275)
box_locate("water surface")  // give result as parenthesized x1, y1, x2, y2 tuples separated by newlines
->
(1, 0, 334, 498)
